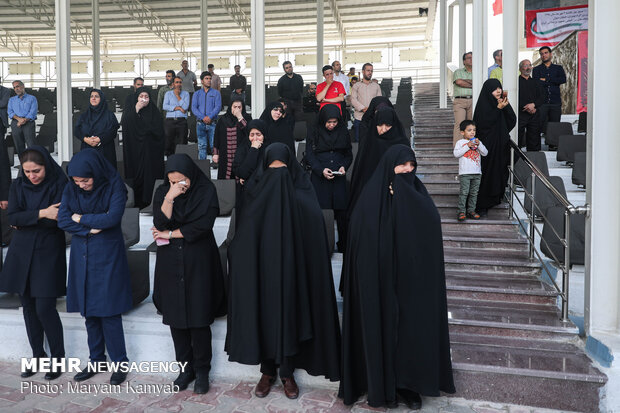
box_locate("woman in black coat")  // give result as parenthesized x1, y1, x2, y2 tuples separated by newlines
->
(340, 145, 455, 410)
(121, 87, 165, 209)
(304, 104, 352, 252)
(227, 143, 341, 400)
(259, 101, 295, 152)
(74, 88, 120, 168)
(473, 79, 517, 215)
(213, 99, 252, 179)
(232, 119, 267, 218)
(151, 154, 226, 394)
(0, 146, 68, 379)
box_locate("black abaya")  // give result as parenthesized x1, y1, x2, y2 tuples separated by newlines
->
(226, 143, 341, 381)
(473, 79, 517, 210)
(121, 87, 165, 209)
(339, 145, 455, 407)
(259, 102, 295, 152)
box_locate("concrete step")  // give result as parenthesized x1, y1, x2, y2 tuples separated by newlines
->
(442, 231, 526, 250)
(444, 255, 541, 275)
(450, 333, 606, 412)
(446, 275, 558, 305)
(440, 218, 519, 232)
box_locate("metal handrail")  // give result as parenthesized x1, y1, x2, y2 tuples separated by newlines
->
(506, 141, 590, 322)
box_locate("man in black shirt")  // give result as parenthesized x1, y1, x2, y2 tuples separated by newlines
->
(303, 83, 319, 113)
(518, 60, 546, 151)
(230, 64, 247, 104)
(532, 46, 566, 137)
(277, 61, 304, 121)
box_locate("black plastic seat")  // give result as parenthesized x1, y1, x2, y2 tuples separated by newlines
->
(572, 152, 586, 188)
(540, 205, 585, 266)
(513, 152, 550, 187)
(557, 134, 586, 163)
(212, 179, 235, 216)
(175, 144, 198, 159)
(121, 207, 140, 248)
(545, 122, 573, 148)
(524, 175, 567, 218)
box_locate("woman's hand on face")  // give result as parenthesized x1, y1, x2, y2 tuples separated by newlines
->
(323, 168, 334, 180)
(167, 182, 188, 199)
(231, 106, 241, 119)
(497, 97, 509, 109)
(71, 213, 82, 224)
(250, 139, 262, 149)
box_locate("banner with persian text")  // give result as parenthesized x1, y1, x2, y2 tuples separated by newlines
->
(525, 5, 588, 48)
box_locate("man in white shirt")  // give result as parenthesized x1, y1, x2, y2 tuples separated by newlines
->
(350, 63, 382, 142)
(332, 61, 351, 121)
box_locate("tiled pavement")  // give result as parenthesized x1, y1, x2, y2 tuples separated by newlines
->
(0, 362, 574, 413)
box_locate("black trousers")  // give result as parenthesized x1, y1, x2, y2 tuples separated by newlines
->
(85, 315, 128, 363)
(170, 326, 212, 377)
(285, 99, 303, 122)
(518, 111, 541, 151)
(164, 118, 189, 156)
(335, 209, 348, 253)
(20, 294, 65, 359)
(11, 119, 36, 155)
(260, 358, 294, 378)
(538, 103, 562, 135)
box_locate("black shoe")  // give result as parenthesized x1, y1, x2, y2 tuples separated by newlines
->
(110, 371, 127, 385)
(74, 367, 98, 382)
(44, 371, 62, 381)
(398, 389, 422, 410)
(173, 369, 196, 391)
(20, 367, 36, 378)
(193, 375, 209, 394)
(385, 399, 398, 408)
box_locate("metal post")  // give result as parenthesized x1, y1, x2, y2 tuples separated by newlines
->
(458, 0, 466, 65)
(508, 151, 514, 219)
(250, 0, 265, 118)
(200, 0, 208, 72)
(56, 0, 73, 160)
(92, 0, 100, 88)
(471, 0, 485, 108)
(562, 210, 571, 322)
(439, 0, 447, 108)
(317, 0, 324, 82)
(503, 0, 519, 144)
(529, 173, 536, 259)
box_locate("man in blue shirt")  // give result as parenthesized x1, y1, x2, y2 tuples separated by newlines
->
(162, 76, 190, 156)
(532, 46, 566, 139)
(7, 80, 38, 154)
(191, 71, 221, 159)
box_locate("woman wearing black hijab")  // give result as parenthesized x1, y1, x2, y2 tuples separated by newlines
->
(58, 149, 132, 386)
(0, 146, 68, 380)
(347, 106, 410, 218)
(74, 89, 120, 167)
(259, 101, 295, 152)
(358, 95, 394, 141)
(340, 145, 455, 410)
(151, 154, 226, 394)
(213, 99, 252, 179)
(227, 143, 341, 400)
(121, 87, 165, 209)
(232, 119, 267, 217)
(473, 78, 516, 215)
(304, 104, 353, 252)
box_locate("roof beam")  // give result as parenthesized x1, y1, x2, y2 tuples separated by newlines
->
(111, 0, 186, 51)
(5, 0, 91, 46)
(327, 0, 346, 43)
(217, 0, 251, 38)
(0, 28, 30, 54)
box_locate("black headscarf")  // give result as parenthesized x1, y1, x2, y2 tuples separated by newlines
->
(14, 146, 68, 210)
(227, 142, 341, 379)
(77, 89, 119, 138)
(66, 148, 126, 214)
(161, 154, 218, 223)
(340, 145, 454, 407)
(312, 104, 351, 152)
(347, 107, 410, 216)
(473, 79, 517, 210)
(259, 101, 295, 151)
(361, 96, 394, 125)
(220, 99, 252, 129)
(240, 119, 268, 150)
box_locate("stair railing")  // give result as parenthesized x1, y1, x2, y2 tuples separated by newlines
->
(506, 141, 590, 322)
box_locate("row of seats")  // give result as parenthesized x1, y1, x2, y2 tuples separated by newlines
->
(545, 121, 587, 187)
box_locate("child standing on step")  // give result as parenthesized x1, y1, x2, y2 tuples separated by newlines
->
(454, 120, 488, 221)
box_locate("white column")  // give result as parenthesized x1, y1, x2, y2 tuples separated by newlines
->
(471, 0, 485, 107)
(56, 0, 73, 160)
(585, 0, 620, 335)
(458, 0, 466, 65)
(92, 0, 100, 88)
(250, 0, 265, 118)
(439, 0, 447, 108)
(200, 0, 208, 72)
(316, 0, 324, 82)
(502, 0, 518, 143)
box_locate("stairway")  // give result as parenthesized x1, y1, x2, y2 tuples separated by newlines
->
(412, 82, 606, 412)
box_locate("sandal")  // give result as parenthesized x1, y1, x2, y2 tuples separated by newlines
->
(457, 213, 466, 221)
(467, 212, 481, 220)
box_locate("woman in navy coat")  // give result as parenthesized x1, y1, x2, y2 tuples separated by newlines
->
(57, 148, 132, 386)
(304, 104, 353, 252)
(0, 146, 67, 380)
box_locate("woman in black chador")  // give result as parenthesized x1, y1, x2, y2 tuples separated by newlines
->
(121, 87, 165, 209)
(259, 101, 295, 152)
(473, 78, 516, 215)
(151, 154, 226, 394)
(74, 88, 120, 167)
(0, 146, 68, 380)
(339, 145, 455, 410)
(232, 119, 267, 218)
(304, 104, 353, 252)
(213, 99, 252, 180)
(226, 143, 341, 400)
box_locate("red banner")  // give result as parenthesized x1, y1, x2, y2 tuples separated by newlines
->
(525, 5, 588, 48)
(576, 30, 588, 113)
